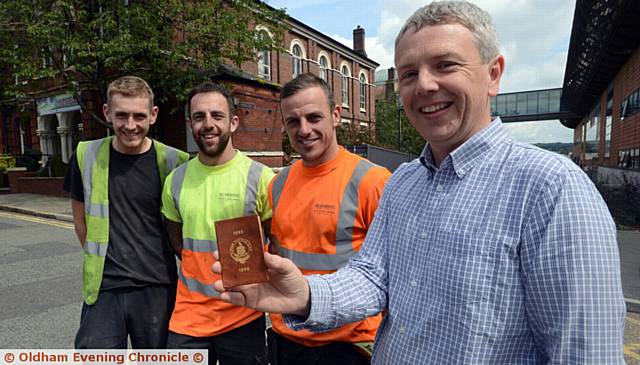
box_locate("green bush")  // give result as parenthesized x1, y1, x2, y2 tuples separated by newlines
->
(16, 149, 42, 171)
(595, 180, 640, 229)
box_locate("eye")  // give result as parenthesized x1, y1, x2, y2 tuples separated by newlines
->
(399, 70, 417, 81)
(438, 61, 458, 70)
(308, 114, 323, 123)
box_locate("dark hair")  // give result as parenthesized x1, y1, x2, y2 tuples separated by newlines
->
(186, 82, 236, 117)
(280, 73, 335, 110)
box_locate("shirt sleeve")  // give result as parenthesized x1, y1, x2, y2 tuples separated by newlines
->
(161, 172, 182, 223)
(63, 152, 84, 202)
(520, 169, 626, 363)
(285, 177, 392, 332)
(257, 166, 276, 221)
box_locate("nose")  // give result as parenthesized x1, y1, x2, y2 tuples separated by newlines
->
(415, 68, 439, 95)
(298, 119, 312, 135)
(124, 115, 137, 130)
(201, 114, 216, 130)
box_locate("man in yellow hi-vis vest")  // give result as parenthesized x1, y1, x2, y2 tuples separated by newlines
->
(63, 76, 189, 349)
(162, 82, 274, 364)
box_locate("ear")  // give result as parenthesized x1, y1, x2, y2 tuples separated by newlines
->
(488, 54, 505, 97)
(332, 104, 341, 128)
(230, 115, 240, 133)
(102, 103, 111, 124)
(149, 106, 159, 126)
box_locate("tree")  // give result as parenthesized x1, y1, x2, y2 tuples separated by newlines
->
(0, 0, 286, 125)
(374, 92, 424, 156)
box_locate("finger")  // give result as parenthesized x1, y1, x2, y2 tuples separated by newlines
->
(213, 279, 225, 292)
(212, 261, 222, 275)
(213, 250, 219, 260)
(219, 291, 246, 306)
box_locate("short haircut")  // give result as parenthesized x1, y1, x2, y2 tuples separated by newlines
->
(395, 1, 500, 63)
(280, 73, 335, 110)
(106, 75, 154, 109)
(186, 82, 236, 118)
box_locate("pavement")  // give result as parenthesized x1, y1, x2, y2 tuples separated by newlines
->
(0, 192, 639, 312)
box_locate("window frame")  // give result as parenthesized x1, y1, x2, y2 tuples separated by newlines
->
(359, 71, 368, 112)
(340, 62, 351, 108)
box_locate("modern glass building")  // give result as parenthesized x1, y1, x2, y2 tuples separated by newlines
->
(561, 0, 640, 170)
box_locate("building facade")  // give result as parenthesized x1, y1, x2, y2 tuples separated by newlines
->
(0, 11, 379, 168)
(563, 0, 640, 171)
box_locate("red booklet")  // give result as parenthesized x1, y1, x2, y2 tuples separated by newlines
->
(215, 215, 269, 287)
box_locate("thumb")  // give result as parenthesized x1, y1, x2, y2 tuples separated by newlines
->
(264, 252, 298, 275)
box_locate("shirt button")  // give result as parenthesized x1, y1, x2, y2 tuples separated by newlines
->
(436, 184, 443, 192)
(399, 326, 406, 334)
(420, 232, 427, 240)
(410, 280, 417, 287)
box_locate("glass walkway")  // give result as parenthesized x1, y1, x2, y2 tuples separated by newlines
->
(491, 88, 579, 122)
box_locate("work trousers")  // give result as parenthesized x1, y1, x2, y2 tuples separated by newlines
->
(74, 284, 176, 349)
(167, 316, 267, 365)
(267, 329, 370, 365)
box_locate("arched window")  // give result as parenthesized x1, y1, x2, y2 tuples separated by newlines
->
(359, 72, 367, 111)
(341, 64, 351, 107)
(318, 55, 329, 81)
(257, 29, 271, 80)
(292, 44, 303, 78)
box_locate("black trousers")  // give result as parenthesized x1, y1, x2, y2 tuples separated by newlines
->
(167, 316, 267, 365)
(74, 284, 176, 349)
(267, 329, 370, 365)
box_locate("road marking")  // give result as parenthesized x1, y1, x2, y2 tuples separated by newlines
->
(0, 211, 74, 230)
(625, 344, 640, 361)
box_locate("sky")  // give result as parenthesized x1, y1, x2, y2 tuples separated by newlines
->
(266, 0, 577, 144)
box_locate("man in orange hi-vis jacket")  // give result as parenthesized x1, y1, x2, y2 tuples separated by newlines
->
(267, 73, 391, 365)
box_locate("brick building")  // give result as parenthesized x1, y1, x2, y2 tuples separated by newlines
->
(0, 10, 379, 168)
(563, 0, 640, 171)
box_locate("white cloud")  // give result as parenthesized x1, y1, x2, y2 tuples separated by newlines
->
(369, 0, 577, 142)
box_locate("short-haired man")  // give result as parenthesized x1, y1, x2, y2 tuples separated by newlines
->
(213, 2, 626, 363)
(162, 82, 274, 364)
(64, 75, 189, 348)
(266, 73, 390, 364)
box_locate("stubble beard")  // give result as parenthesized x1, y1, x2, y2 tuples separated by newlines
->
(195, 131, 230, 158)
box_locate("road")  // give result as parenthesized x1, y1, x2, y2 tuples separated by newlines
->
(0, 211, 638, 363)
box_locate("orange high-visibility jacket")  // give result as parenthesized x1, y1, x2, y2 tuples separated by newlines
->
(269, 147, 391, 347)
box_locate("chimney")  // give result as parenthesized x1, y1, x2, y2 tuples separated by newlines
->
(353, 25, 367, 58)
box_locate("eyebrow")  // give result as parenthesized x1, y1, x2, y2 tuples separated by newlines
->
(191, 110, 227, 117)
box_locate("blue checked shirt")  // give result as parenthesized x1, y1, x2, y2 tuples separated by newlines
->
(286, 119, 626, 364)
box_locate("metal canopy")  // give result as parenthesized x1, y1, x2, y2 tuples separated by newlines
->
(560, 0, 640, 128)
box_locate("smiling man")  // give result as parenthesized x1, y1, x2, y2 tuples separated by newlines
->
(161, 82, 274, 364)
(212, 2, 626, 364)
(266, 74, 390, 364)
(64, 75, 189, 349)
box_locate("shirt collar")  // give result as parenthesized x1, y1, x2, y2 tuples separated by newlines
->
(420, 117, 510, 178)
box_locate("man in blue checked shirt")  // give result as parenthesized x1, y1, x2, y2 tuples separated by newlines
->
(212, 1, 627, 363)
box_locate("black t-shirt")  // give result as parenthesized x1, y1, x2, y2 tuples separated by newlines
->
(64, 141, 177, 290)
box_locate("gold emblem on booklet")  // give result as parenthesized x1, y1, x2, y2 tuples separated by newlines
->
(215, 215, 269, 287)
(230, 238, 252, 265)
